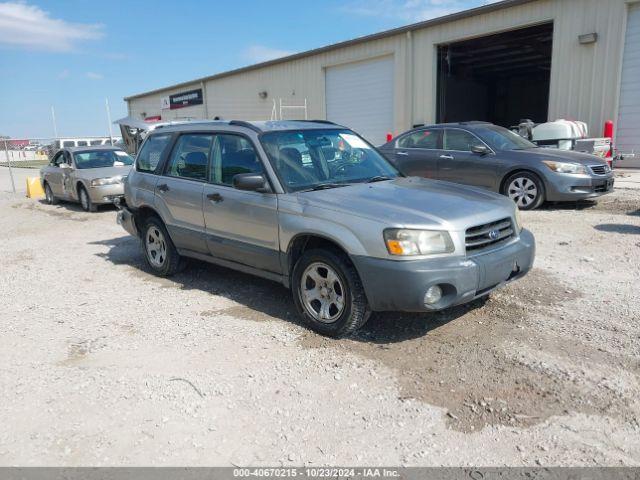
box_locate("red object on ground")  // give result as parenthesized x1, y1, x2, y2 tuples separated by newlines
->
(604, 120, 614, 158)
(386, 132, 393, 142)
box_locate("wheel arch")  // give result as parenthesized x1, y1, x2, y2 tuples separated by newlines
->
(499, 167, 547, 195)
(285, 233, 354, 280)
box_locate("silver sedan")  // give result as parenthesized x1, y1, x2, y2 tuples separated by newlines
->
(40, 146, 133, 212)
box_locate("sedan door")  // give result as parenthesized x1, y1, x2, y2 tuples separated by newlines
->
(202, 133, 281, 274)
(438, 128, 497, 189)
(42, 151, 66, 196)
(385, 128, 442, 178)
(152, 133, 211, 254)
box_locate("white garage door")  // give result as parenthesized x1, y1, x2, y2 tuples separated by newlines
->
(617, 2, 640, 168)
(325, 56, 394, 146)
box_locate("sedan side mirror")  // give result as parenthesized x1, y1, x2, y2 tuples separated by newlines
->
(232, 173, 269, 193)
(471, 145, 490, 155)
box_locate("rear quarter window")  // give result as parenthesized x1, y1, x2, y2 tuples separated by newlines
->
(136, 133, 173, 173)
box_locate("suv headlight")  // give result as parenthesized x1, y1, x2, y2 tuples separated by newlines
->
(91, 176, 123, 187)
(384, 229, 454, 256)
(514, 208, 523, 232)
(542, 160, 587, 175)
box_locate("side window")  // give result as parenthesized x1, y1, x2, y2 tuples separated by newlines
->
(51, 152, 64, 166)
(211, 134, 263, 186)
(136, 133, 173, 173)
(444, 129, 484, 152)
(63, 141, 75, 148)
(165, 134, 213, 181)
(397, 129, 440, 149)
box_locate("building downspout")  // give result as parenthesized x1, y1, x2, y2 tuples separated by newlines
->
(201, 80, 209, 119)
(405, 30, 414, 131)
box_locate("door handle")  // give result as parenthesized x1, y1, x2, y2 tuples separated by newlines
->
(439, 155, 454, 160)
(207, 192, 223, 203)
(396, 151, 409, 156)
(157, 183, 170, 193)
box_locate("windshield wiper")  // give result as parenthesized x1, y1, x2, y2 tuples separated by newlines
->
(304, 182, 351, 192)
(366, 175, 394, 183)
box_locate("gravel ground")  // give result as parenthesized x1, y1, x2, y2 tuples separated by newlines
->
(0, 187, 638, 466)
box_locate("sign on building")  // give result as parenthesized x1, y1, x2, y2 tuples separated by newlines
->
(169, 89, 203, 110)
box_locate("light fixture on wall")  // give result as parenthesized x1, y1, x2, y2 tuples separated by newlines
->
(258, 91, 268, 99)
(578, 32, 598, 44)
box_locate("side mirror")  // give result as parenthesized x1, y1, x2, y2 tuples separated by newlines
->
(232, 173, 269, 192)
(472, 145, 490, 155)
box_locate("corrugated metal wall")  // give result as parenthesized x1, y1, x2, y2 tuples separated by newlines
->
(128, 0, 630, 138)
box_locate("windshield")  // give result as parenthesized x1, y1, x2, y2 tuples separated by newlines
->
(260, 129, 399, 192)
(74, 150, 134, 169)
(478, 125, 537, 151)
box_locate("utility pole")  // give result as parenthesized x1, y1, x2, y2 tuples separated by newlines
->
(51, 106, 58, 139)
(105, 98, 114, 144)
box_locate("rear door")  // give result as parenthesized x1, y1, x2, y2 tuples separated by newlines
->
(439, 128, 496, 189)
(153, 133, 212, 254)
(387, 128, 442, 178)
(202, 133, 281, 274)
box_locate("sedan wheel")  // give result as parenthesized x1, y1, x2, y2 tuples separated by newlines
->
(145, 226, 167, 268)
(80, 188, 90, 210)
(300, 262, 346, 323)
(507, 176, 540, 209)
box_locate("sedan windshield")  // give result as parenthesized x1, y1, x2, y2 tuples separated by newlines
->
(478, 125, 537, 151)
(260, 129, 399, 192)
(74, 150, 134, 169)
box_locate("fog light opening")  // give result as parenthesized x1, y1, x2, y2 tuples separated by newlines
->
(424, 285, 443, 306)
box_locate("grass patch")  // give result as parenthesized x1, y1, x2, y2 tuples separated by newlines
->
(0, 160, 48, 169)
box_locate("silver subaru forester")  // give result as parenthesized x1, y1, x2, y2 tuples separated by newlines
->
(117, 120, 535, 337)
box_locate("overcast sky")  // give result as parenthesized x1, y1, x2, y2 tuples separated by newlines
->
(0, 0, 499, 138)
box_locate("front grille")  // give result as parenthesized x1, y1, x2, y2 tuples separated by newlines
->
(465, 218, 515, 254)
(590, 165, 608, 175)
(594, 183, 610, 193)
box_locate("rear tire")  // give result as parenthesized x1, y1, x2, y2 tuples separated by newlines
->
(292, 248, 371, 337)
(43, 182, 57, 205)
(503, 171, 545, 210)
(141, 215, 183, 277)
(78, 185, 97, 212)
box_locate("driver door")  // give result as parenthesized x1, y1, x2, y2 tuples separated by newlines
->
(202, 133, 281, 274)
(43, 151, 67, 196)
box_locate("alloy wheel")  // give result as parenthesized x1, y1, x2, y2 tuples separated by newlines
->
(300, 262, 346, 323)
(145, 226, 167, 268)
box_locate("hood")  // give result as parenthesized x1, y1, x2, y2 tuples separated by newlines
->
(74, 165, 132, 180)
(506, 147, 607, 166)
(296, 177, 515, 229)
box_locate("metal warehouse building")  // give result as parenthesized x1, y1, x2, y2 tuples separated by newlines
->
(125, 0, 640, 167)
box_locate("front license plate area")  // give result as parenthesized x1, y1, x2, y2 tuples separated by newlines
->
(478, 255, 519, 291)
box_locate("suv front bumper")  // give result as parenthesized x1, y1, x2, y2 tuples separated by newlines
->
(351, 229, 535, 312)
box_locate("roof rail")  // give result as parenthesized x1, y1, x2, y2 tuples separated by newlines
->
(229, 120, 262, 132)
(301, 119, 338, 125)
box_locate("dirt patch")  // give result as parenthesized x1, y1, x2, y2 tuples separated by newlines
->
(543, 192, 640, 217)
(300, 269, 639, 432)
(12, 202, 88, 222)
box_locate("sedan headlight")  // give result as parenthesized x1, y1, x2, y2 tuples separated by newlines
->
(384, 229, 454, 256)
(542, 160, 587, 175)
(91, 176, 124, 187)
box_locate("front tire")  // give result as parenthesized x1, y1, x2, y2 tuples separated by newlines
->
(43, 182, 57, 205)
(503, 171, 545, 210)
(141, 216, 183, 277)
(78, 185, 97, 212)
(292, 249, 370, 337)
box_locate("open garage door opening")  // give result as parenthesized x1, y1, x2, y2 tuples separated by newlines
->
(437, 22, 553, 128)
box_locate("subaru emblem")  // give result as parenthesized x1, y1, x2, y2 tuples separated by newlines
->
(488, 229, 500, 240)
